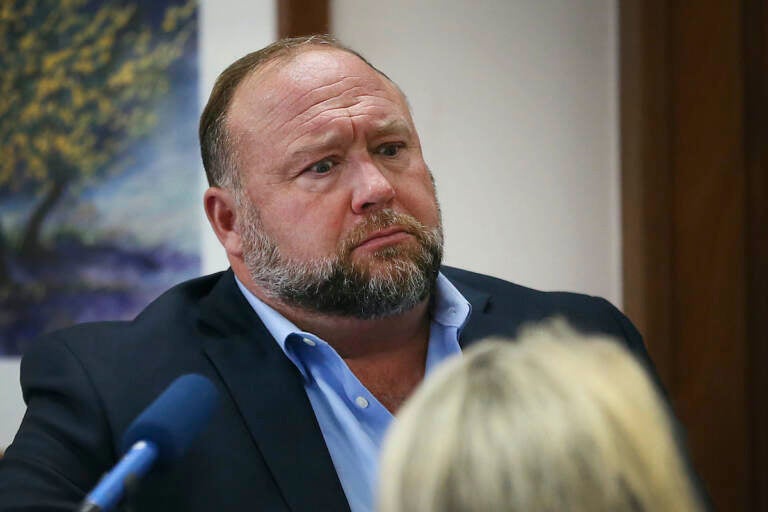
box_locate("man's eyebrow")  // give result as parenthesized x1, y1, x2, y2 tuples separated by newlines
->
(289, 119, 412, 157)
(288, 132, 345, 161)
(284, 119, 414, 168)
(371, 119, 412, 137)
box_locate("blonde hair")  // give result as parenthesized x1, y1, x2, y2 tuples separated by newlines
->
(378, 320, 702, 512)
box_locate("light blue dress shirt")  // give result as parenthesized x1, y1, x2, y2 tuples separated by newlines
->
(235, 273, 471, 512)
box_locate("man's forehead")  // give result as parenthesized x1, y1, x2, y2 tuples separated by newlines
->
(274, 48, 372, 84)
(224, 51, 414, 159)
(232, 48, 402, 113)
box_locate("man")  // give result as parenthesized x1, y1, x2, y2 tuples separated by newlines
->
(0, 36, 659, 511)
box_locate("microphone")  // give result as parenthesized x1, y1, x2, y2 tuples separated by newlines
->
(77, 374, 220, 512)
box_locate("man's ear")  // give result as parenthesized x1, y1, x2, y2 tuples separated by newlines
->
(204, 187, 243, 258)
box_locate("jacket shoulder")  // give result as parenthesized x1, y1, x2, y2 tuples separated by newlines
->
(441, 265, 601, 310)
(27, 272, 227, 346)
(20, 271, 233, 394)
(441, 266, 644, 354)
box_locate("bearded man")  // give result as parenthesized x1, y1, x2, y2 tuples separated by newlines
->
(0, 36, 665, 512)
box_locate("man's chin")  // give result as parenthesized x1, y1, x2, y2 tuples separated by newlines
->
(350, 249, 420, 274)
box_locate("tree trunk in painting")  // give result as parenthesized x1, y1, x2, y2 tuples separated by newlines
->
(20, 178, 68, 257)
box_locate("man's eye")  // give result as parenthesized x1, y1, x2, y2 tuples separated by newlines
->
(376, 143, 403, 157)
(306, 159, 335, 175)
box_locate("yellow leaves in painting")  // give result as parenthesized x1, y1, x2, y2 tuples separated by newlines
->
(35, 77, 62, 100)
(162, 1, 195, 33)
(42, 49, 74, 73)
(19, 32, 35, 51)
(20, 103, 41, 123)
(108, 61, 138, 88)
(0, 0, 196, 191)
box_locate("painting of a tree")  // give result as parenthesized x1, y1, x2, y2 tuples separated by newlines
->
(0, 0, 201, 353)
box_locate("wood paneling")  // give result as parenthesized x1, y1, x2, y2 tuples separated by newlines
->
(621, 0, 766, 509)
(744, 1, 768, 509)
(619, 0, 675, 392)
(277, 0, 329, 38)
(673, 3, 748, 509)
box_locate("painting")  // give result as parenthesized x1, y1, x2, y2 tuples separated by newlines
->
(0, 0, 201, 355)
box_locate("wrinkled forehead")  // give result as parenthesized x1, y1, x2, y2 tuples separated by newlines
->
(227, 48, 412, 133)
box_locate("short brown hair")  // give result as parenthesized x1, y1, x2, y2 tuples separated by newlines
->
(199, 35, 384, 189)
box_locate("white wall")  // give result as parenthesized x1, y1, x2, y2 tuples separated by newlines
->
(1, 0, 620, 447)
(199, 1, 277, 272)
(332, 0, 621, 302)
(0, 360, 22, 447)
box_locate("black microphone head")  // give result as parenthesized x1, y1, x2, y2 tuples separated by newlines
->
(120, 374, 219, 466)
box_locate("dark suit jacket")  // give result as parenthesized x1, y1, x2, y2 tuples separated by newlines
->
(0, 267, 658, 511)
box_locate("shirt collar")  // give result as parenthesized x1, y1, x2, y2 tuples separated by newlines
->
(430, 272, 472, 331)
(235, 277, 309, 375)
(234, 272, 472, 375)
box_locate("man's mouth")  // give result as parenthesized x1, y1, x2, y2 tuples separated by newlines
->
(355, 226, 413, 251)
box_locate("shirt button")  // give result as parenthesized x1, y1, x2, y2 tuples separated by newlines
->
(302, 337, 316, 347)
(355, 396, 369, 409)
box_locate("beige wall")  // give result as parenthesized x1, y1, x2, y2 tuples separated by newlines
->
(331, 0, 621, 302)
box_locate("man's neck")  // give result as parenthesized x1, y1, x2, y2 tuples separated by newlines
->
(254, 286, 431, 359)
(244, 277, 432, 412)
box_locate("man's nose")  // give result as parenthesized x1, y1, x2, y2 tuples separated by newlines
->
(350, 158, 396, 214)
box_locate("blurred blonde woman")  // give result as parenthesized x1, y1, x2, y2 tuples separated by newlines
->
(378, 320, 703, 512)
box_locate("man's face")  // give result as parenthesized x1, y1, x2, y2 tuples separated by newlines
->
(226, 48, 443, 317)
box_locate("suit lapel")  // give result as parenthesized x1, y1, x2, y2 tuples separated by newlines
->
(198, 271, 350, 512)
(446, 268, 538, 348)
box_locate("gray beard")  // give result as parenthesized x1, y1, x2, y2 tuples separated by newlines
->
(239, 204, 443, 319)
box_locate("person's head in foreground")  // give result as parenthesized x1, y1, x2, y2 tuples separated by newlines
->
(378, 320, 703, 512)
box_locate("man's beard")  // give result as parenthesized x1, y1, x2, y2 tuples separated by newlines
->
(239, 201, 443, 319)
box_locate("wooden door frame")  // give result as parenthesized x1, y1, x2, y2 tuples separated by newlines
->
(277, 0, 329, 38)
(620, 1, 767, 509)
